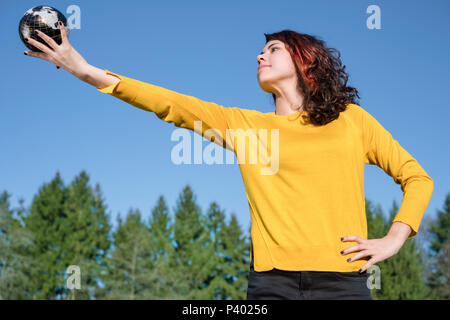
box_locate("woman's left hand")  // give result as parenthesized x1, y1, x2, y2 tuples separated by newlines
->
(340, 234, 405, 273)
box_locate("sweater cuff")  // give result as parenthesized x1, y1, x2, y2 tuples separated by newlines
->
(96, 69, 124, 94)
(95, 69, 140, 104)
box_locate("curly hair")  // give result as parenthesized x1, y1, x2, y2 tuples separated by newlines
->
(264, 29, 360, 126)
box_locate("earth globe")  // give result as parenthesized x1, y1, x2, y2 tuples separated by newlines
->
(18, 5, 69, 52)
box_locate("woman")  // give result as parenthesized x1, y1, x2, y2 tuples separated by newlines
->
(24, 24, 434, 300)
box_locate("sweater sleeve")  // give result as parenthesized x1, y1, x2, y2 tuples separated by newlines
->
(361, 107, 434, 238)
(96, 69, 238, 151)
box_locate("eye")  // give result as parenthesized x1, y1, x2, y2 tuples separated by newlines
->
(271, 47, 279, 52)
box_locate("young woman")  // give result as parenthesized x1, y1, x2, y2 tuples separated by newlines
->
(24, 23, 433, 300)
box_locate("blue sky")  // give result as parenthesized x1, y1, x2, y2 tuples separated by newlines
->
(1, 0, 449, 238)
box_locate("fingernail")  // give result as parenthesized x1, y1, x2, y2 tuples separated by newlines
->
(59, 21, 63, 26)
(56, 66, 60, 69)
(358, 269, 362, 273)
(340, 250, 344, 255)
(341, 237, 344, 241)
(25, 38, 29, 42)
(24, 52, 27, 55)
(347, 258, 351, 262)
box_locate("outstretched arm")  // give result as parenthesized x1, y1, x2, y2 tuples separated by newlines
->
(24, 22, 239, 151)
(23, 21, 119, 89)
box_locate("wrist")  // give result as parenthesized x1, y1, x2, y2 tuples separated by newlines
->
(386, 222, 411, 245)
(71, 61, 91, 81)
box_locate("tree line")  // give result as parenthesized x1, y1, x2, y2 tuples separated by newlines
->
(0, 170, 448, 299)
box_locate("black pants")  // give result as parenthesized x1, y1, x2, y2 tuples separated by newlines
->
(246, 260, 372, 300)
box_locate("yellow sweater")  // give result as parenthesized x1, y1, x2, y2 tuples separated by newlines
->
(97, 69, 434, 272)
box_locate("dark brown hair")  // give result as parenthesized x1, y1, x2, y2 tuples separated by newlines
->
(264, 29, 360, 125)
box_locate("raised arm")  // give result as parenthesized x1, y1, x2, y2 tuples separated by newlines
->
(22, 21, 118, 88)
(24, 21, 239, 151)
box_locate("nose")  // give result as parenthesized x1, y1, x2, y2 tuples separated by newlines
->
(257, 53, 266, 65)
(256, 55, 265, 64)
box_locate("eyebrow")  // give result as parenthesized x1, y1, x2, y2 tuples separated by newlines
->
(260, 42, 280, 55)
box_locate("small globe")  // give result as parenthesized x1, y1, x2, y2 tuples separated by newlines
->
(19, 5, 70, 52)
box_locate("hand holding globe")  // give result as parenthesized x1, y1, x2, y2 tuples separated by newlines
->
(20, 5, 121, 89)
(20, 5, 88, 75)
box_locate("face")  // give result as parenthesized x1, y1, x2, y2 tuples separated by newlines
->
(256, 40, 298, 94)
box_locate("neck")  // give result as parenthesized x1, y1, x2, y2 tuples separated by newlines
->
(274, 88, 304, 115)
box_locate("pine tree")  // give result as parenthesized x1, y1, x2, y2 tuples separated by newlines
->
(216, 213, 250, 299)
(147, 195, 186, 299)
(429, 193, 450, 254)
(200, 201, 228, 299)
(369, 200, 430, 299)
(103, 208, 156, 299)
(171, 185, 212, 299)
(23, 172, 68, 299)
(431, 238, 450, 299)
(0, 191, 34, 299)
(23, 171, 112, 299)
(365, 199, 386, 240)
(365, 199, 384, 300)
(426, 193, 450, 299)
(61, 171, 112, 299)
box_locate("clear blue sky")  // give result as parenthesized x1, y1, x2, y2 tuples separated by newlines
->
(2, 0, 449, 238)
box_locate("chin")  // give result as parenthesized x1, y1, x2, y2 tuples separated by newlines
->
(258, 80, 275, 93)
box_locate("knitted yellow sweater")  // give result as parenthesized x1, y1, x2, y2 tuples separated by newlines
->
(97, 70, 434, 272)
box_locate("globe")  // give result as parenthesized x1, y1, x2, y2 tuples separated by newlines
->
(18, 5, 70, 52)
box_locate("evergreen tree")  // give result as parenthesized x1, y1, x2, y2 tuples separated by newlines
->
(103, 209, 155, 299)
(61, 171, 112, 299)
(0, 191, 34, 299)
(365, 199, 384, 300)
(23, 171, 112, 299)
(23, 172, 68, 299)
(365, 199, 386, 240)
(429, 194, 450, 254)
(426, 193, 450, 299)
(215, 212, 250, 299)
(369, 200, 430, 299)
(147, 195, 186, 299)
(200, 201, 228, 299)
(171, 185, 212, 299)
(431, 238, 450, 299)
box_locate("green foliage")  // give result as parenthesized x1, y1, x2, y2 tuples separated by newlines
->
(0, 192, 34, 299)
(366, 199, 431, 299)
(201, 203, 250, 299)
(1, 171, 448, 300)
(21, 171, 111, 299)
(425, 193, 450, 299)
(102, 209, 156, 299)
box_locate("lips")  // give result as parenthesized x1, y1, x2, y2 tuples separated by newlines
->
(258, 65, 271, 70)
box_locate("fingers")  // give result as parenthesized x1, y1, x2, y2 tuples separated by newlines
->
(340, 244, 364, 255)
(59, 21, 69, 44)
(25, 36, 54, 56)
(341, 235, 366, 244)
(24, 50, 60, 70)
(34, 29, 59, 51)
(359, 258, 377, 273)
(24, 50, 51, 62)
(346, 249, 372, 263)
